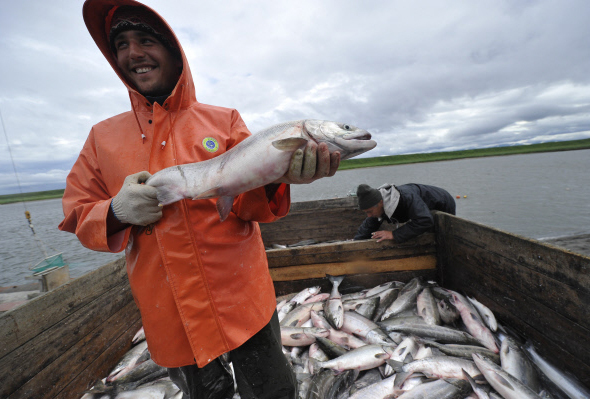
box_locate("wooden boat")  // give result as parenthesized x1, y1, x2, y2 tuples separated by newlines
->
(1, 197, 589, 398)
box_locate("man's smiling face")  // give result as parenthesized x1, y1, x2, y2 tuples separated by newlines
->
(114, 30, 182, 97)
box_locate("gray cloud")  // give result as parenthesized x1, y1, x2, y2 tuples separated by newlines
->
(1, 0, 590, 194)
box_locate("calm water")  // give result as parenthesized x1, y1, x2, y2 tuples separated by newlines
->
(1, 150, 589, 287)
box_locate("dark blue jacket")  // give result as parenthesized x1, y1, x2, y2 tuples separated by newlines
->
(354, 184, 456, 243)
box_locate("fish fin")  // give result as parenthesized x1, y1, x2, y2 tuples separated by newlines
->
(448, 293, 458, 305)
(393, 371, 411, 389)
(137, 348, 151, 363)
(412, 336, 434, 347)
(462, 369, 477, 388)
(193, 186, 224, 199)
(216, 196, 234, 221)
(308, 358, 319, 374)
(403, 352, 414, 364)
(386, 359, 404, 372)
(470, 311, 481, 321)
(496, 373, 514, 390)
(290, 333, 304, 339)
(421, 377, 438, 383)
(447, 375, 472, 391)
(272, 137, 308, 151)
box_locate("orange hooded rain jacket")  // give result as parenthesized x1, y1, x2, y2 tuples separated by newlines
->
(59, 0, 290, 368)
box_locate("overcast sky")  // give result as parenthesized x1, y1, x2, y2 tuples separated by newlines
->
(1, 0, 589, 195)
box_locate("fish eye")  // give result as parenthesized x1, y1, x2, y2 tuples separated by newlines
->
(343, 124, 350, 130)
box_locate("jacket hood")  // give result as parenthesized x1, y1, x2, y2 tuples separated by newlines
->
(83, 0, 196, 109)
(378, 183, 400, 219)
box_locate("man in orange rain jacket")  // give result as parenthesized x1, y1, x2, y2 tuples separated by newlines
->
(59, 1, 340, 398)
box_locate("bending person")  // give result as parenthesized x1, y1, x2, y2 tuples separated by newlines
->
(354, 183, 456, 243)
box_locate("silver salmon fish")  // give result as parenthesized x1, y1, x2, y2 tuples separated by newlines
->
(146, 120, 376, 221)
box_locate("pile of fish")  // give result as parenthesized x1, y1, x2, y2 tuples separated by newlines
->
(80, 328, 182, 399)
(82, 275, 590, 399)
(278, 275, 590, 399)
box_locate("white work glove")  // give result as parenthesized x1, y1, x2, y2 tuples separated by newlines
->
(111, 171, 162, 226)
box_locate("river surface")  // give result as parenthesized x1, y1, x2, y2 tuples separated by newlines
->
(1, 149, 589, 287)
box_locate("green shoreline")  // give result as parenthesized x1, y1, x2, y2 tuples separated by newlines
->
(2, 138, 589, 205)
(338, 137, 590, 170)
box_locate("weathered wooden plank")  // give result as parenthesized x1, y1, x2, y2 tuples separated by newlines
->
(260, 198, 365, 245)
(270, 255, 436, 281)
(268, 207, 361, 224)
(0, 257, 127, 358)
(261, 211, 365, 245)
(0, 280, 134, 398)
(53, 318, 143, 399)
(58, 318, 142, 399)
(447, 236, 590, 330)
(441, 213, 590, 291)
(288, 197, 358, 212)
(433, 211, 452, 285)
(266, 235, 436, 268)
(9, 301, 141, 399)
(273, 270, 437, 297)
(446, 262, 590, 386)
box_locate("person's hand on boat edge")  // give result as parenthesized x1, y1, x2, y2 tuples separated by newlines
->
(275, 142, 340, 185)
(372, 230, 394, 243)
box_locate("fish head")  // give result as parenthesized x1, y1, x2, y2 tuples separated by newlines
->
(472, 352, 496, 369)
(303, 120, 376, 160)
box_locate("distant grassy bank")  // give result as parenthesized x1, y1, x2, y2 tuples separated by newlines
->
(338, 137, 590, 170)
(2, 138, 589, 205)
(0, 189, 66, 205)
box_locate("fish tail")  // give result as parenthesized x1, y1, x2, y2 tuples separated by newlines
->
(393, 370, 410, 389)
(326, 274, 345, 286)
(462, 368, 476, 386)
